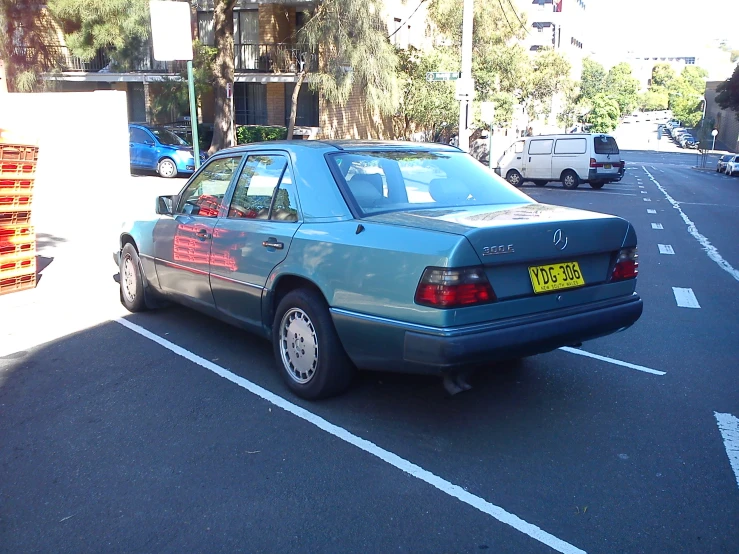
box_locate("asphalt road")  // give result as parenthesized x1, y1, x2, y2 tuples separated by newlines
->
(1, 154, 738, 553)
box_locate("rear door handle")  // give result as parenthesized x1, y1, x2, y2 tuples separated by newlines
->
(262, 240, 284, 250)
(196, 229, 211, 241)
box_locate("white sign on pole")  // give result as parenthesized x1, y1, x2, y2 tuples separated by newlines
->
(455, 77, 475, 101)
(149, 1, 193, 61)
(480, 101, 495, 123)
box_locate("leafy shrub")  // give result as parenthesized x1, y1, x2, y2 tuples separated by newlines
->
(236, 125, 288, 144)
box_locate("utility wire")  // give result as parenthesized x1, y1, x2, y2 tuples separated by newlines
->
(506, 0, 529, 35)
(387, 0, 428, 40)
(496, 0, 516, 36)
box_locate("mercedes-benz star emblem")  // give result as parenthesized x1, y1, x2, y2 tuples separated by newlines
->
(553, 229, 568, 251)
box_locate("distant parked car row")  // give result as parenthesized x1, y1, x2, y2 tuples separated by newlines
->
(717, 154, 739, 176)
(622, 110, 671, 124)
(663, 120, 698, 149)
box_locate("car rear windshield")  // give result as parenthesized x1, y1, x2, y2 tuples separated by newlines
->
(594, 135, 620, 155)
(327, 150, 533, 215)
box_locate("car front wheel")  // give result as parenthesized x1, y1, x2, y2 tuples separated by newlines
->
(157, 158, 178, 178)
(119, 243, 147, 312)
(273, 289, 355, 400)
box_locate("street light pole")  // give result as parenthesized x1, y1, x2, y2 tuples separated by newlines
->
(457, 0, 474, 152)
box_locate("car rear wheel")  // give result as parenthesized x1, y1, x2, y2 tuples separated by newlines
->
(506, 170, 523, 187)
(273, 288, 355, 400)
(157, 158, 178, 178)
(120, 243, 147, 312)
(589, 181, 605, 189)
(533, 180, 548, 187)
(561, 170, 580, 190)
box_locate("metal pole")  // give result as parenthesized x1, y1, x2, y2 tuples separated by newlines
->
(187, 60, 201, 169)
(458, 0, 473, 152)
(488, 125, 493, 169)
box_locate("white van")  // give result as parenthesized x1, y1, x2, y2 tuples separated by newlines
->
(495, 133, 625, 190)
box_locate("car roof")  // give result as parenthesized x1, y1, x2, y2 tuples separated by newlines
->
(217, 140, 461, 155)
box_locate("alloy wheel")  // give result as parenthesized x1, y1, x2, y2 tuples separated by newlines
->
(279, 308, 319, 384)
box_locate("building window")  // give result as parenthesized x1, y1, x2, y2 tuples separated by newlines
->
(198, 12, 214, 46)
(234, 10, 259, 70)
(284, 83, 319, 127)
(686, 57, 695, 64)
(234, 83, 267, 125)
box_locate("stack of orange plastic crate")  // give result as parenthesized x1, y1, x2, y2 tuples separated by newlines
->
(0, 144, 38, 295)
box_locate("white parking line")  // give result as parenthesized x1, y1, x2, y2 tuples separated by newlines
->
(647, 209, 657, 214)
(641, 191, 647, 194)
(643, 167, 739, 282)
(559, 347, 665, 375)
(114, 318, 587, 554)
(714, 412, 739, 490)
(651, 223, 664, 229)
(658, 244, 675, 255)
(643, 198, 651, 202)
(672, 287, 700, 308)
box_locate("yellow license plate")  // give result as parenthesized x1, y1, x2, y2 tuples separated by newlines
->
(604, 163, 612, 169)
(529, 261, 585, 294)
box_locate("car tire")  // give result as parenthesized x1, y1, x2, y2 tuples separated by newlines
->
(273, 288, 355, 400)
(589, 181, 605, 189)
(157, 157, 178, 178)
(506, 170, 523, 187)
(561, 170, 580, 190)
(533, 180, 548, 187)
(119, 243, 148, 312)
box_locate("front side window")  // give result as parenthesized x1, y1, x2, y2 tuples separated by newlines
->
(177, 156, 243, 217)
(328, 150, 532, 215)
(228, 154, 298, 222)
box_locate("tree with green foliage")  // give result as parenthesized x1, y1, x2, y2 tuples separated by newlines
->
(585, 93, 620, 133)
(667, 66, 709, 128)
(604, 62, 640, 116)
(518, 47, 571, 121)
(681, 66, 709, 92)
(651, 63, 675, 89)
(48, 0, 151, 71)
(715, 63, 739, 121)
(639, 88, 669, 111)
(393, 46, 458, 140)
(579, 58, 606, 101)
(0, 0, 62, 91)
(287, 0, 400, 139)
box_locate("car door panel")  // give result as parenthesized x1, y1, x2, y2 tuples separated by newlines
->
(210, 153, 301, 330)
(525, 138, 553, 179)
(153, 155, 244, 309)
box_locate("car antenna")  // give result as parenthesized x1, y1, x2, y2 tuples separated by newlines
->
(355, 224, 365, 235)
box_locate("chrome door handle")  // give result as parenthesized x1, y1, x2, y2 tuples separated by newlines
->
(262, 240, 284, 250)
(196, 229, 211, 241)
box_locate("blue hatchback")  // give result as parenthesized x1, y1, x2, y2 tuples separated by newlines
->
(128, 123, 205, 178)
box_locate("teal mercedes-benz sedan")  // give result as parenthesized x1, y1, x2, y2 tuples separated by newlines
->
(115, 141, 642, 399)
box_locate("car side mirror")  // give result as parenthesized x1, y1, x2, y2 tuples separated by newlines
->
(156, 195, 175, 215)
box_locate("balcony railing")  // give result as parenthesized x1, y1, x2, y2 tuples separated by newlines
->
(235, 43, 316, 73)
(14, 46, 186, 73)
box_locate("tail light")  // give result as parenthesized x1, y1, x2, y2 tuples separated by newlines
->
(590, 157, 597, 168)
(611, 247, 638, 281)
(415, 267, 496, 308)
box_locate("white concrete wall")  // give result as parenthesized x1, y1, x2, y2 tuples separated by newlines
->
(0, 91, 130, 250)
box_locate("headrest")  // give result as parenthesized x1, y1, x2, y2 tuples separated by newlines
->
(349, 175, 383, 206)
(428, 178, 470, 204)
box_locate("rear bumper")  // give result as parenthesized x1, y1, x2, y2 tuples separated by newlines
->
(332, 294, 643, 374)
(588, 167, 624, 182)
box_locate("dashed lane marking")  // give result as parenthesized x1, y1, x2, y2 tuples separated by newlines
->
(658, 244, 675, 255)
(647, 209, 657, 214)
(672, 287, 701, 308)
(715, 412, 739, 490)
(559, 347, 666, 376)
(114, 318, 588, 554)
(643, 198, 651, 202)
(643, 167, 739, 283)
(651, 223, 664, 229)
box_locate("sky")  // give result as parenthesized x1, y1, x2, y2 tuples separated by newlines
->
(586, 0, 736, 55)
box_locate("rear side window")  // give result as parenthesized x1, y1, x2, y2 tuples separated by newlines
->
(528, 139, 553, 155)
(594, 135, 620, 155)
(554, 138, 586, 154)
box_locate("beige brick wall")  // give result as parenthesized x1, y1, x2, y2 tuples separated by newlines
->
(266, 83, 285, 126)
(318, 84, 393, 140)
(259, 5, 295, 44)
